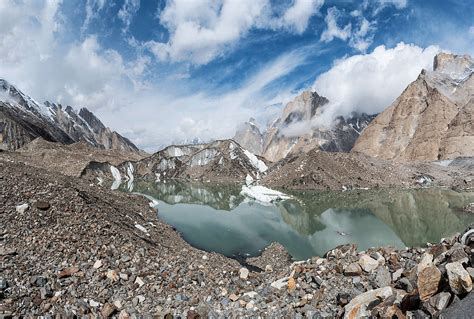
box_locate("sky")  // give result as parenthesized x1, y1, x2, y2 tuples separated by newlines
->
(0, 0, 473, 151)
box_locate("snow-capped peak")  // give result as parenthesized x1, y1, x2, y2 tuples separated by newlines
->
(0, 78, 55, 121)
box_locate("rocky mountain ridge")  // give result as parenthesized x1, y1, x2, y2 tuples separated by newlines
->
(234, 91, 376, 162)
(82, 139, 271, 187)
(0, 78, 140, 153)
(353, 53, 474, 162)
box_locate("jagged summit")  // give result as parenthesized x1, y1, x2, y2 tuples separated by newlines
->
(353, 52, 474, 161)
(234, 90, 375, 162)
(432, 52, 473, 76)
(0, 78, 140, 153)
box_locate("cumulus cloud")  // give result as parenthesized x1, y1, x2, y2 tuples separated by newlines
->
(104, 47, 312, 151)
(320, 7, 352, 43)
(312, 42, 440, 127)
(146, 0, 324, 64)
(0, 1, 147, 113)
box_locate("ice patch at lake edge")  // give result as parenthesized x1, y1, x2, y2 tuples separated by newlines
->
(241, 185, 291, 204)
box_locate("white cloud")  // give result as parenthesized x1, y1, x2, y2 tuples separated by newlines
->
(104, 47, 312, 151)
(349, 18, 376, 52)
(147, 0, 324, 64)
(377, 0, 408, 9)
(321, 7, 376, 52)
(281, 0, 325, 34)
(320, 7, 352, 43)
(312, 42, 440, 126)
(0, 1, 147, 114)
(118, 0, 140, 33)
(373, 0, 408, 14)
(82, 0, 107, 32)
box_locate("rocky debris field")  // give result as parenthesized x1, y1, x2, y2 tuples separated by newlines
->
(263, 149, 474, 191)
(1, 155, 474, 317)
(10, 137, 146, 178)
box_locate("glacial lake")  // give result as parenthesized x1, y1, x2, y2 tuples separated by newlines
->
(120, 181, 474, 260)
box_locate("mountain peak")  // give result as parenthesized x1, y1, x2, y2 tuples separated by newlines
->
(432, 52, 473, 79)
(0, 77, 140, 153)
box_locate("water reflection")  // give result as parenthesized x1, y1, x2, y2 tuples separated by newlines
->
(122, 181, 474, 260)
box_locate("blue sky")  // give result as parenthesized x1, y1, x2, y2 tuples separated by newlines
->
(0, 0, 473, 151)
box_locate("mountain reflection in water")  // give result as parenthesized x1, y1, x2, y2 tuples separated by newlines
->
(122, 181, 474, 260)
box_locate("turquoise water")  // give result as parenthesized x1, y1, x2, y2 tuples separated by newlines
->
(122, 181, 474, 260)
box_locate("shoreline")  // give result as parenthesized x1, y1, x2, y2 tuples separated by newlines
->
(1, 156, 473, 317)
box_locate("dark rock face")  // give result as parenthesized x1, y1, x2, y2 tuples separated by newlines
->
(319, 114, 377, 152)
(0, 78, 140, 153)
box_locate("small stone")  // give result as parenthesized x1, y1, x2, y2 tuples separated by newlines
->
(265, 265, 273, 272)
(40, 287, 53, 299)
(107, 270, 119, 282)
(93, 260, 103, 269)
(132, 297, 139, 307)
(288, 277, 296, 290)
(35, 276, 47, 287)
(101, 303, 116, 317)
(0, 277, 8, 290)
(395, 277, 414, 293)
(243, 291, 259, 299)
(246, 301, 254, 310)
(229, 293, 239, 302)
(271, 277, 288, 290)
(33, 200, 50, 210)
(336, 293, 351, 306)
(344, 263, 362, 276)
(89, 299, 100, 308)
(16, 203, 29, 213)
(58, 267, 79, 279)
(392, 268, 404, 282)
(467, 267, 474, 280)
(118, 310, 130, 319)
(374, 267, 391, 288)
(359, 255, 379, 273)
(239, 267, 249, 280)
(113, 300, 122, 309)
(445, 262, 473, 295)
(119, 273, 129, 280)
(135, 276, 145, 287)
(417, 265, 441, 301)
(202, 255, 209, 260)
(428, 292, 451, 313)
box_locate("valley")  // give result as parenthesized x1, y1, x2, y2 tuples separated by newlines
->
(1, 52, 473, 317)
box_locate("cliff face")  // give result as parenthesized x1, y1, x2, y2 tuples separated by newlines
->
(0, 78, 140, 153)
(233, 118, 264, 155)
(232, 91, 375, 162)
(353, 53, 474, 162)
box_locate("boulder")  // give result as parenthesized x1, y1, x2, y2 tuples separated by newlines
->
(344, 287, 394, 319)
(374, 267, 391, 288)
(344, 263, 362, 276)
(445, 262, 473, 295)
(417, 265, 441, 301)
(359, 255, 379, 273)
